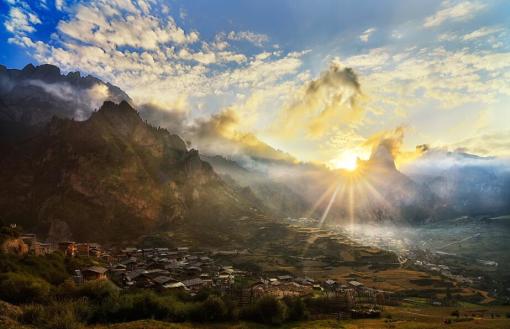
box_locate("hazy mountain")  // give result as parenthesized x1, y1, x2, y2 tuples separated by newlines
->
(350, 143, 441, 224)
(202, 155, 310, 217)
(402, 150, 510, 215)
(0, 63, 131, 127)
(0, 101, 261, 242)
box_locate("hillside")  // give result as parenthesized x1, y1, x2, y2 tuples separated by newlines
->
(0, 101, 260, 242)
(0, 63, 130, 127)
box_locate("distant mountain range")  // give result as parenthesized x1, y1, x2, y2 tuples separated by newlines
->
(0, 63, 508, 242)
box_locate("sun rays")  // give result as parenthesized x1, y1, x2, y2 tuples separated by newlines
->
(298, 165, 394, 261)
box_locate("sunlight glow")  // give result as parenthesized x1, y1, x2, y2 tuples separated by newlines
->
(329, 149, 369, 171)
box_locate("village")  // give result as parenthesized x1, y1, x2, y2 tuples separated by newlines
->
(15, 231, 397, 317)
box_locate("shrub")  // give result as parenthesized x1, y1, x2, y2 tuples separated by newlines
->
(42, 301, 85, 329)
(240, 295, 288, 325)
(190, 296, 228, 322)
(0, 272, 51, 304)
(283, 296, 308, 321)
(92, 290, 190, 323)
(20, 304, 45, 325)
(20, 300, 89, 329)
(75, 280, 119, 301)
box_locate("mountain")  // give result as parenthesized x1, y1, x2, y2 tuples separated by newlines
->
(0, 64, 130, 127)
(402, 150, 510, 215)
(349, 143, 441, 224)
(0, 101, 261, 242)
(202, 155, 310, 217)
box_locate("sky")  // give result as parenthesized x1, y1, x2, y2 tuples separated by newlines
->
(1, 0, 509, 169)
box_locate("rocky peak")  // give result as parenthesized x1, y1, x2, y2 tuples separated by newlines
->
(367, 143, 397, 171)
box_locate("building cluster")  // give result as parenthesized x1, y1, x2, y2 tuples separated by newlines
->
(16, 233, 396, 310)
(19, 234, 110, 259)
(104, 246, 247, 293)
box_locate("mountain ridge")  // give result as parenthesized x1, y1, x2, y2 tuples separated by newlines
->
(0, 101, 261, 242)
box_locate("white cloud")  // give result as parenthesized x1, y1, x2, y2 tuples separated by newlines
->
(3, 0, 305, 120)
(4, 5, 41, 37)
(227, 31, 269, 46)
(359, 28, 376, 42)
(55, 0, 64, 11)
(463, 26, 504, 40)
(424, 1, 486, 28)
(339, 44, 510, 125)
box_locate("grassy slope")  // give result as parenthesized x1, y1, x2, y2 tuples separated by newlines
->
(88, 305, 510, 329)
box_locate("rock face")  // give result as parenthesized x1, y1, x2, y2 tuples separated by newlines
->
(0, 101, 259, 242)
(352, 144, 440, 224)
(0, 64, 131, 126)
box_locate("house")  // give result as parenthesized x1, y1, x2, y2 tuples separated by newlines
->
(58, 241, 77, 256)
(152, 275, 175, 287)
(89, 243, 102, 257)
(182, 278, 206, 291)
(124, 269, 145, 286)
(82, 266, 108, 281)
(277, 275, 293, 282)
(77, 243, 90, 256)
(121, 258, 138, 271)
(163, 282, 186, 291)
(348, 280, 364, 289)
(38, 243, 53, 255)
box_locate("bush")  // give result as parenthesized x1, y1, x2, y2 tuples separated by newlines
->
(240, 296, 288, 325)
(0, 272, 51, 304)
(75, 280, 119, 301)
(92, 290, 190, 323)
(283, 296, 308, 321)
(20, 304, 45, 325)
(21, 300, 89, 329)
(41, 301, 85, 329)
(190, 296, 228, 322)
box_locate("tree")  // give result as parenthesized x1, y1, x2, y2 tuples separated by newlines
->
(252, 296, 288, 325)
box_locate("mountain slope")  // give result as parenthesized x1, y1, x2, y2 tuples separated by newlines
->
(0, 64, 131, 126)
(0, 101, 260, 242)
(202, 155, 310, 217)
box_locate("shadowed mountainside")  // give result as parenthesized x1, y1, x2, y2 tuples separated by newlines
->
(0, 101, 261, 242)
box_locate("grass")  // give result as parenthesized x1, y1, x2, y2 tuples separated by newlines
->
(87, 305, 510, 329)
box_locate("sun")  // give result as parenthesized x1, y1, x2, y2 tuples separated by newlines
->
(330, 150, 361, 171)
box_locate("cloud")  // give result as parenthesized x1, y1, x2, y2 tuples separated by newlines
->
(343, 46, 510, 116)
(3, 0, 306, 121)
(359, 28, 376, 42)
(188, 108, 296, 163)
(451, 131, 510, 157)
(55, 0, 64, 11)
(275, 59, 362, 139)
(362, 127, 429, 167)
(56, 2, 199, 50)
(25, 79, 119, 120)
(226, 31, 269, 47)
(424, 1, 486, 28)
(4, 5, 41, 37)
(463, 26, 504, 40)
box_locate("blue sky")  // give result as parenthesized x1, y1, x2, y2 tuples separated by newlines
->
(1, 0, 510, 168)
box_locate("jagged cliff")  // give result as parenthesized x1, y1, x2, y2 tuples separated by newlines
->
(0, 101, 260, 242)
